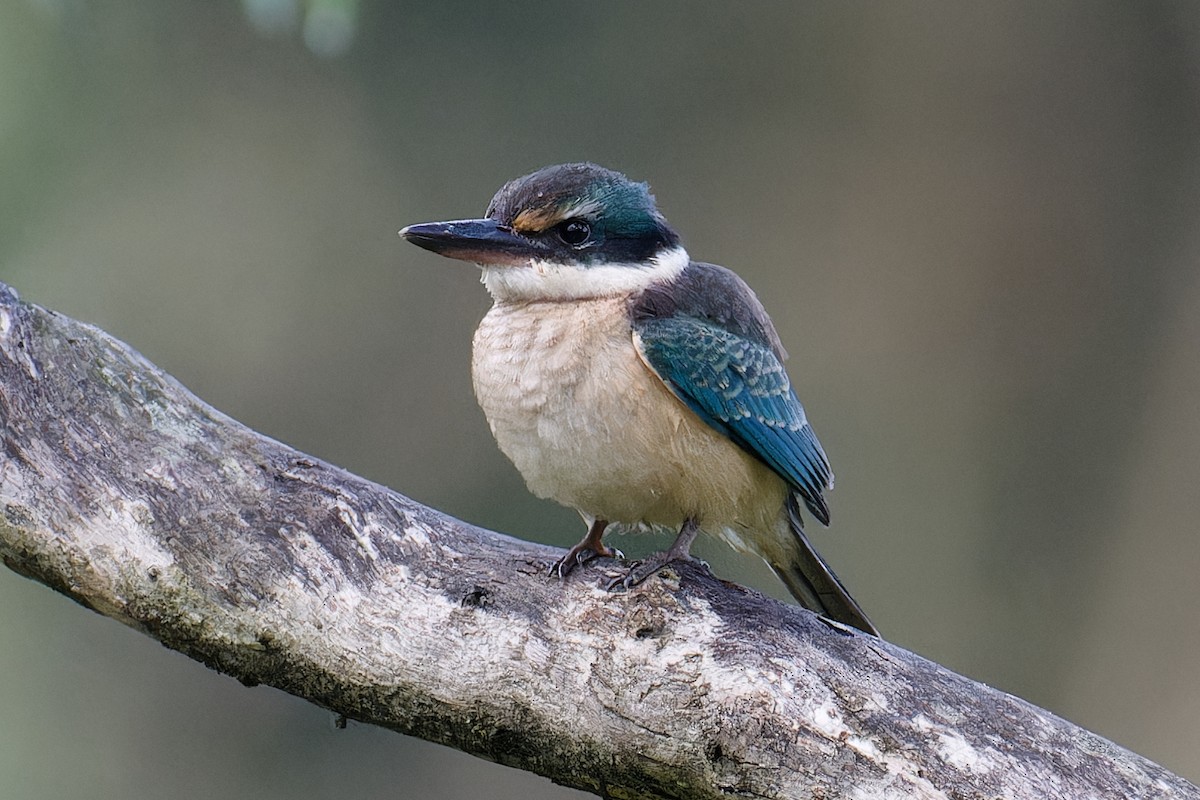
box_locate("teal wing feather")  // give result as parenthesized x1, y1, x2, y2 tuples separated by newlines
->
(633, 315, 833, 524)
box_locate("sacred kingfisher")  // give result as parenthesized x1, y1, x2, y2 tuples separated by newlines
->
(400, 163, 877, 636)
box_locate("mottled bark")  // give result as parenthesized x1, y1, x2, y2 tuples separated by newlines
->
(0, 282, 1193, 800)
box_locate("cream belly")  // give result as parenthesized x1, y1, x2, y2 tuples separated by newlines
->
(472, 296, 790, 553)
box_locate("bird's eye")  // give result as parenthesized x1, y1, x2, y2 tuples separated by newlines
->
(556, 219, 591, 246)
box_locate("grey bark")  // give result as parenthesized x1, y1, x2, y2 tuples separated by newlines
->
(0, 280, 1193, 800)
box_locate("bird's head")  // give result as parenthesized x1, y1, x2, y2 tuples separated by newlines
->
(401, 163, 687, 301)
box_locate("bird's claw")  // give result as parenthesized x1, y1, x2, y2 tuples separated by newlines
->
(550, 544, 624, 580)
(604, 551, 707, 592)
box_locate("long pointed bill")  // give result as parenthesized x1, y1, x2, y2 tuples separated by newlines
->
(399, 219, 534, 267)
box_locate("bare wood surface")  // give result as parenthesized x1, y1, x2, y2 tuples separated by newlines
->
(0, 281, 1194, 800)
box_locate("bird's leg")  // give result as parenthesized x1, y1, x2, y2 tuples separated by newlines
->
(607, 518, 704, 591)
(551, 519, 623, 579)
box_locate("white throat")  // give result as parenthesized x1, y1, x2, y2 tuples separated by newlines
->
(480, 245, 690, 303)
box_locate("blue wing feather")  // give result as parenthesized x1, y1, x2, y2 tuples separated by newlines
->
(633, 315, 833, 524)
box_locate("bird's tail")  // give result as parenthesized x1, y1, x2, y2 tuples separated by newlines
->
(769, 496, 879, 636)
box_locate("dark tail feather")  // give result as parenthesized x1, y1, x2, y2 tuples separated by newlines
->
(773, 497, 879, 636)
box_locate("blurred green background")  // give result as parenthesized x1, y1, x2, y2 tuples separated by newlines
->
(2, 1, 1199, 796)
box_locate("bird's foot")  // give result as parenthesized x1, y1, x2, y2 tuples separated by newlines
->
(604, 549, 708, 592)
(605, 518, 706, 591)
(551, 519, 619, 579)
(551, 542, 624, 580)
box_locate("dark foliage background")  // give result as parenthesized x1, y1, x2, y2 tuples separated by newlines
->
(2, 2, 1199, 796)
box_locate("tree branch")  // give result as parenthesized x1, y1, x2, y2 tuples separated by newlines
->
(0, 281, 1192, 800)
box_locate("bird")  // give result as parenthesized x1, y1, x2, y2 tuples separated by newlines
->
(400, 163, 877, 636)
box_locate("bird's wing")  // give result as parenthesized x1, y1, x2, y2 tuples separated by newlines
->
(633, 315, 833, 525)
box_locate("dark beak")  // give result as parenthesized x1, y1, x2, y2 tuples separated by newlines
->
(399, 218, 534, 267)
